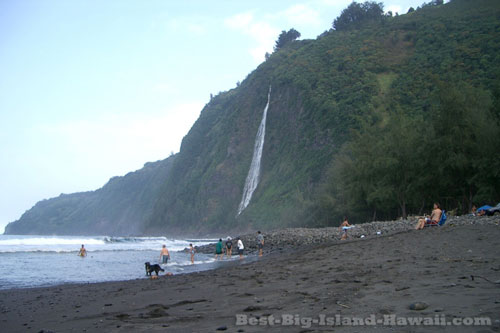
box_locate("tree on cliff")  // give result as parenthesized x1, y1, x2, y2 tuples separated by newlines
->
(333, 1, 384, 31)
(274, 28, 301, 51)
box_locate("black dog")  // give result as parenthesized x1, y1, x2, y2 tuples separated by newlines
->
(145, 262, 164, 276)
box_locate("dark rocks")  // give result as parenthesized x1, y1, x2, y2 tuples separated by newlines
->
(409, 302, 429, 310)
(243, 306, 261, 312)
(395, 286, 410, 291)
(193, 215, 500, 255)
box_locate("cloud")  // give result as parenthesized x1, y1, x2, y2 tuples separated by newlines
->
(165, 16, 209, 36)
(224, 11, 279, 63)
(224, 11, 254, 30)
(317, 0, 352, 7)
(187, 23, 206, 36)
(280, 4, 321, 27)
(223, 3, 326, 62)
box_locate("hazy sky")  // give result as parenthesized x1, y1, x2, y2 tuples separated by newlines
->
(0, 0, 429, 233)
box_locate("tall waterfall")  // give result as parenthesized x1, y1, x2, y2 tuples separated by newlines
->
(237, 86, 271, 216)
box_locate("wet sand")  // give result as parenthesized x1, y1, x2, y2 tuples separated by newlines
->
(1, 220, 499, 332)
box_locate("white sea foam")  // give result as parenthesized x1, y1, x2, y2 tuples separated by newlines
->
(0, 235, 213, 253)
(0, 234, 219, 290)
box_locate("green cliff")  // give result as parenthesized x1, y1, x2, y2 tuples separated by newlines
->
(6, 0, 500, 236)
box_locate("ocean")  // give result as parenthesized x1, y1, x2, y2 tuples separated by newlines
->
(0, 234, 221, 290)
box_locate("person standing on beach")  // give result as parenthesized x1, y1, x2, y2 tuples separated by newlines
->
(237, 237, 244, 260)
(78, 244, 87, 257)
(256, 231, 264, 257)
(340, 217, 351, 240)
(225, 237, 233, 259)
(189, 243, 195, 264)
(215, 239, 224, 260)
(160, 244, 170, 264)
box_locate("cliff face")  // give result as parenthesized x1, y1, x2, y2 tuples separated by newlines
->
(144, 80, 341, 235)
(4, 158, 175, 235)
(6, 0, 500, 236)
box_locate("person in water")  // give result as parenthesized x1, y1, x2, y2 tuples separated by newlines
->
(78, 244, 87, 257)
(160, 244, 171, 264)
(257, 231, 264, 257)
(215, 239, 224, 260)
(189, 243, 195, 264)
(225, 237, 233, 259)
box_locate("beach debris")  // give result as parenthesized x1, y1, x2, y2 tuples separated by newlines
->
(409, 302, 428, 310)
(395, 286, 410, 291)
(470, 275, 500, 284)
(243, 305, 262, 312)
(378, 308, 393, 315)
(115, 313, 130, 320)
(336, 301, 350, 309)
(146, 307, 169, 318)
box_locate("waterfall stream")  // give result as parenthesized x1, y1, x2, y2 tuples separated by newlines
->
(237, 86, 271, 216)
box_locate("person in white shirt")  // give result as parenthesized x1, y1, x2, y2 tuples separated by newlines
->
(237, 237, 244, 260)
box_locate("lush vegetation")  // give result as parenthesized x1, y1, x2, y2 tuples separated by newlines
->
(333, 1, 385, 31)
(144, 0, 500, 234)
(7, 0, 500, 235)
(274, 28, 301, 51)
(311, 81, 500, 225)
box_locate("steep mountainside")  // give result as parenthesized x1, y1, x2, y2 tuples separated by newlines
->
(5, 158, 175, 235)
(5, 0, 500, 236)
(144, 0, 500, 235)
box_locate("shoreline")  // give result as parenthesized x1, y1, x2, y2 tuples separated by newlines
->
(194, 214, 500, 254)
(1, 216, 499, 332)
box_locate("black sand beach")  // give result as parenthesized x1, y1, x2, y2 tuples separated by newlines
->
(1, 216, 499, 332)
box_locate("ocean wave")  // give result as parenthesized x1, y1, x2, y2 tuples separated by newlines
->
(103, 236, 170, 243)
(0, 248, 163, 254)
(0, 236, 106, 246)
(0, 235, 213, 254)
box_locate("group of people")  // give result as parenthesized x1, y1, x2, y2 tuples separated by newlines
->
(339, 202, 446, 237)
(78, 230, 265, 268)
(161, 243, 194, 265)
(214, 230, 265, 260)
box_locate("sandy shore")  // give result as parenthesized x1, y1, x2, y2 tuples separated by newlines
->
(1, 217, 499, 332)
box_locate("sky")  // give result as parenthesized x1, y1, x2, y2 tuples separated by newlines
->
(0, 0, 430, 233)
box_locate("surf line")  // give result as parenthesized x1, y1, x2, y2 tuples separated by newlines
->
(237, 85, 271, 216)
